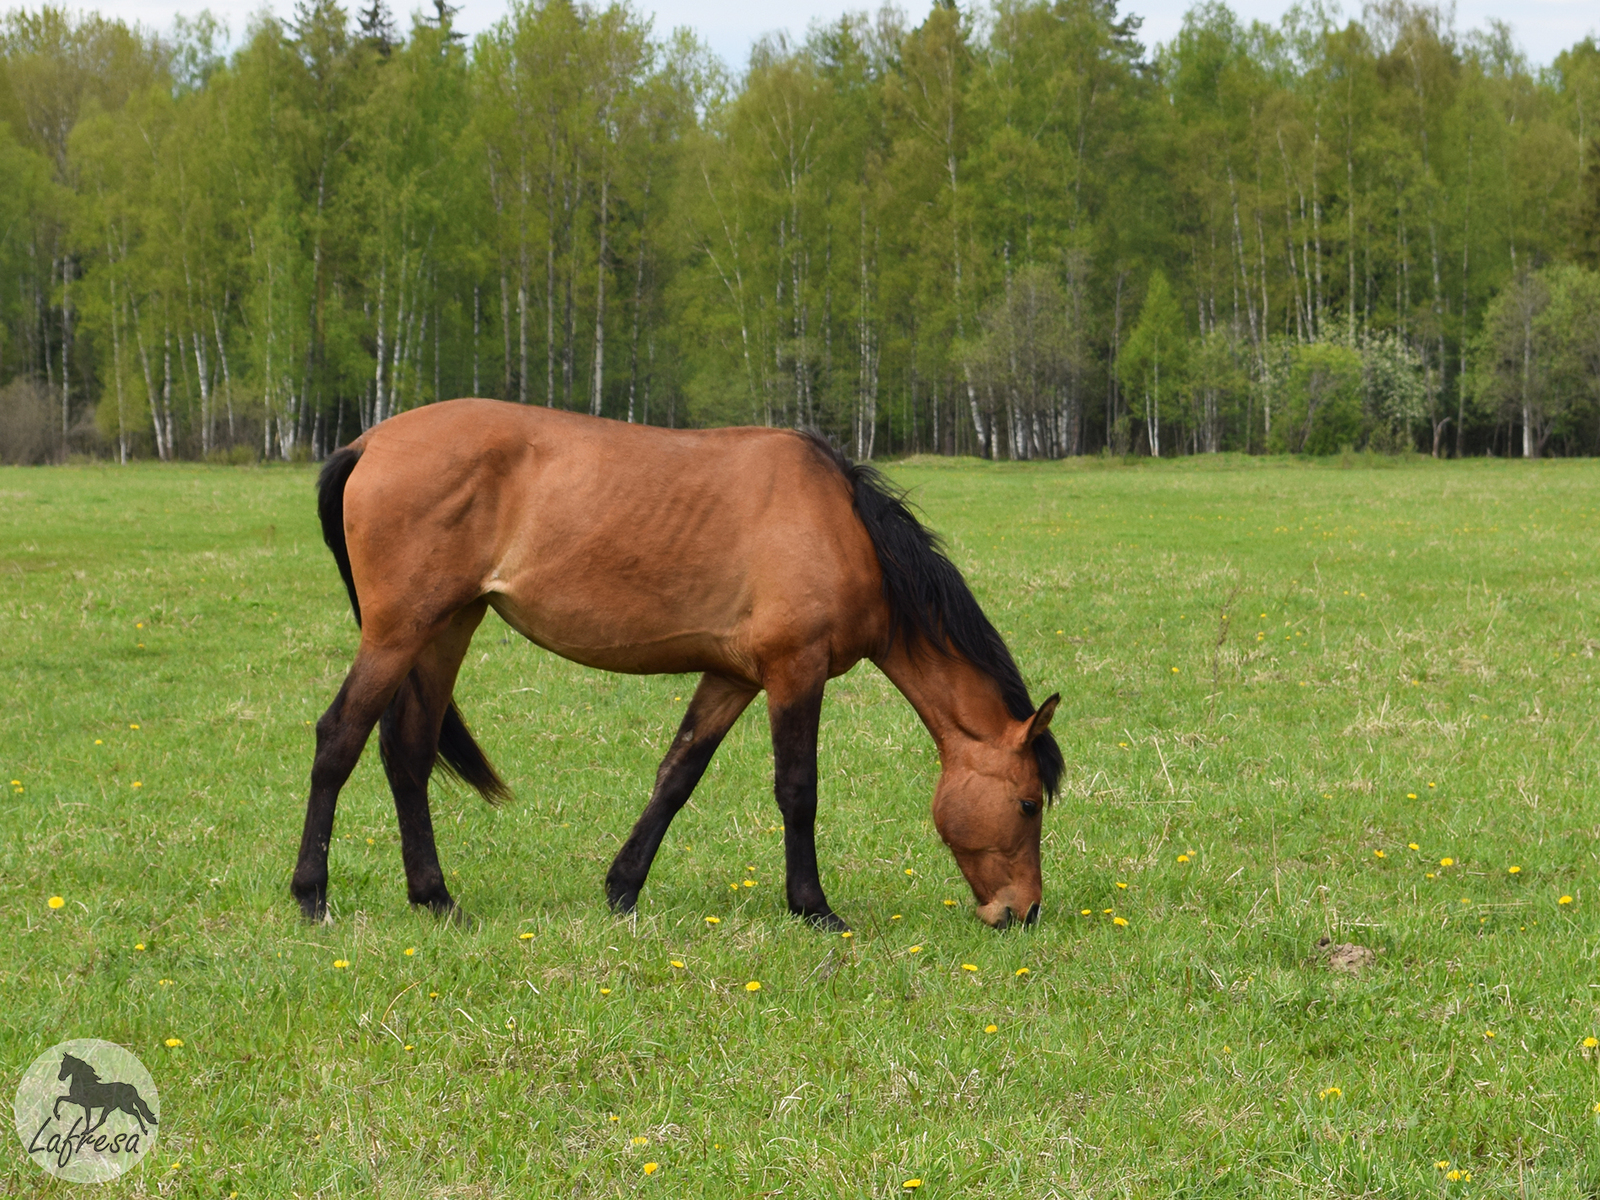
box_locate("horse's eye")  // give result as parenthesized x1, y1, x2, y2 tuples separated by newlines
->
(1020, 800, 1040, 818)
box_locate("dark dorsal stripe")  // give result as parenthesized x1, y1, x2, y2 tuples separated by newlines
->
(802, 432, 1063, 800)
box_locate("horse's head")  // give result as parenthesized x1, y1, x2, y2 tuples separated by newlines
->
(57, 1054, 95, 1083)
(932, 694, 1060, 929)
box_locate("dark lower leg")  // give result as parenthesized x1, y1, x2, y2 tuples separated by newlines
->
(770, 688, 845, 930)
(292, 668, 402, 919)
(380, 673, 455, 914)
(605, 674, 755, 912)
(382, 602, 485, 916)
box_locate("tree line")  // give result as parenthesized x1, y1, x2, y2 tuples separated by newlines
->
(1, 0, 1598, 464)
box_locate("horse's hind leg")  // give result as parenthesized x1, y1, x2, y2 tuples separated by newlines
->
(379, 601, 488, 917)
(293, 644, 417, 920)
(605, 673, 757, 913)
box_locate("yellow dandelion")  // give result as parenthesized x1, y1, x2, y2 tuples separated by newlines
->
(158, 979, 173, 986)
(1407, 793, 1417, 799)
(1435, 1161, 1450, 1170)
(1428, 782, 1436, 788)
(745, 981, 761, 992)
(131, 781, 142, 788)
(1116, 882, 1128, 889)
(1080, 908, 1091, 916)
(1015, 968, 1030, 977)
(518, 932, 534, 941)
(961, 963, 978, 972)
(1374, 850, 1386, 859)
(741, 879, 755, 888)
(943, 899, 957, 907)
(600, 988, 612, 995)
(164, 1038, 183, 1048)
(891, 914, 902, 920)
(1440, 858, 1454, 867)
(1584, 1037, 1598, 1048)
(1318, 1087, 1341, 1099)
(904, 868, 916, 876)
(909, 945, 922, 953)
(632, 1136, 649, 1146)
(1113, 916, 1129, 927)
(984, 1024, 998, 1034)
(841, 931, 853, 939)
(1177, 854, 1190, 863)
(129, 724, 139, 729)
(1460, 898, 1472, 905)
(1484, 1029, 1496, 1039)
(134, 943, 145, 951)
(404, 947, 415, 956)
(1118, 741, 1128, 748)
(729, 883, 738, 890)
(404, 1044, 413, 1051)
(429, 991, 438, 998)
(1408, 842, 1420, 851)
(1426, 873, 1436, 879)
(1170, 667, 1179, 674)
(643, 1162, 659, 1175)
(1102, 908, 1113, 914)
(47, 896, 64, 910)
(704, 916, 721, 925)
(1446, 1170, 1462, 1182)
(609, 1115, 620, 1122)
(1508, 865, 1522, 874)
(1561, 895, 1575, 905)
(903, 1181, 922, 1191)
(670, 960, 684, 969)
(333, 959, 349, 969)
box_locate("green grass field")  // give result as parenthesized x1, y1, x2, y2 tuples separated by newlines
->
(4, 453, 1599, 1197)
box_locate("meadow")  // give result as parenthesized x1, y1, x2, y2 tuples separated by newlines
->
(3, 452, 1599, 1197)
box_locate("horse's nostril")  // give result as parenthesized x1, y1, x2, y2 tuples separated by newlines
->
(1024, 902, 1041, 926)
(998, 906, 1014, 930)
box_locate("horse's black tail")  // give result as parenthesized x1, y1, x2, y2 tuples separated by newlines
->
(435, 700, 511, 805)
(317, 445, 364, 627)
(319, 444, 510, 807)
(131, 1093, 157, 1126)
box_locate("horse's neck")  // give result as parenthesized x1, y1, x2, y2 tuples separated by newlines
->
(876, 639, 1015, 762)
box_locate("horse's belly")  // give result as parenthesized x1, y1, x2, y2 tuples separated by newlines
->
(486, 589, 754, 680)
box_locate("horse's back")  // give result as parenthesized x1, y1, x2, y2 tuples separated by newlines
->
(341, 400, 885, 682)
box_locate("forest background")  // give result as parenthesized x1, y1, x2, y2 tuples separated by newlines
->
(2, 0, 1600, 465)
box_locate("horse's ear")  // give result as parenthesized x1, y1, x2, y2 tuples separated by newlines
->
(1026, 694, 1060, 743)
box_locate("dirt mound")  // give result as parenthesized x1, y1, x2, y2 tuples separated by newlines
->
(1315, 938, 1376, 975)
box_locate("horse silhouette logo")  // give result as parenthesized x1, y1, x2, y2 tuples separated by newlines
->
(12, 1039, 161, 1182)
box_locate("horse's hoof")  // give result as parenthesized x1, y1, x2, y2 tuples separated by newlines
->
(606, 887, 640, 915)
(415, 896, 471, 927)
(798, 909, 849, 933)
(294, 887, 329, 924)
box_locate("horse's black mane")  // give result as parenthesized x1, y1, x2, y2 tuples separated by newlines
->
(802, 432, 1062, 800)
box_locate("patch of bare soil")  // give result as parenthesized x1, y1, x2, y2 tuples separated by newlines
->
(1313, 937, 1376, 975)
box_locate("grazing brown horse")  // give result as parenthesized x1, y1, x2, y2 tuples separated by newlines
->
(293, 399, 1061, 931)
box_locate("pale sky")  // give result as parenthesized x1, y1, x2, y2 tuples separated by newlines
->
(105, 0, 1598, 71)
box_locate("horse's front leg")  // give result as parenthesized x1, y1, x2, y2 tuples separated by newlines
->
(606, 673, 757, 913)
(767, 669, 846, 931)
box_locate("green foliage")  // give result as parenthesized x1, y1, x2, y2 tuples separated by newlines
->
(8, 459, 1600, 1192)
(1473, 265, 1600, 456)
(1272, 341, 1363, 454)
(4, 1, 1600, 459)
